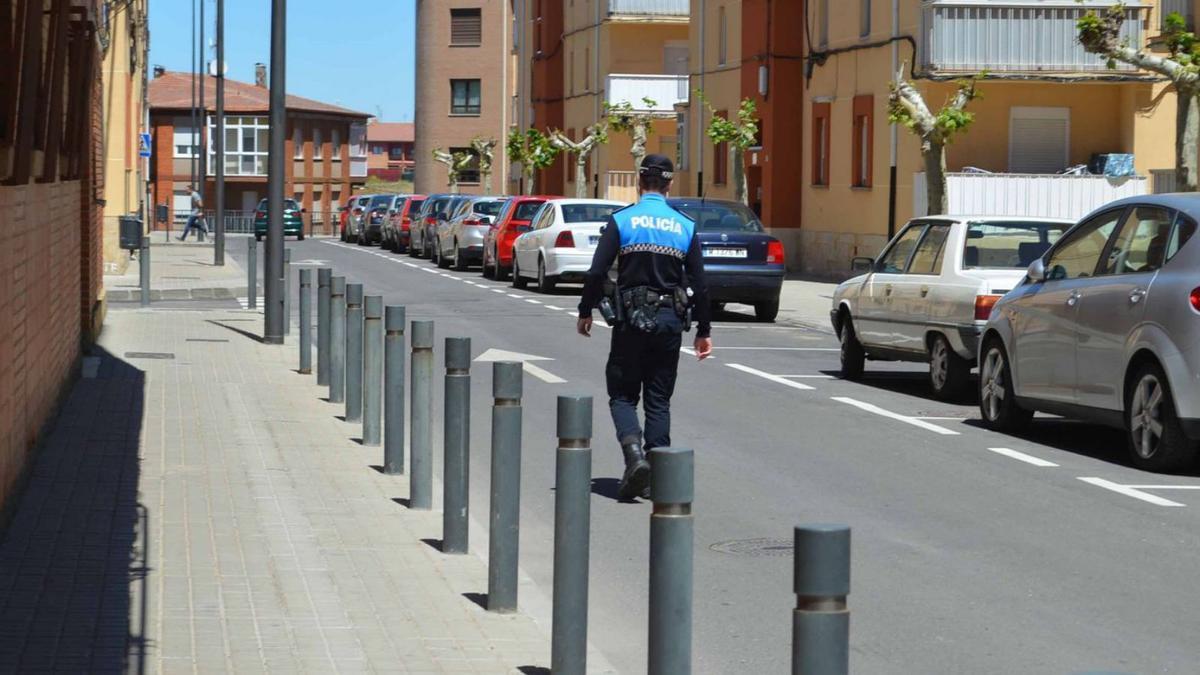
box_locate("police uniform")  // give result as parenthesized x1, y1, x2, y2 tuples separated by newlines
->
(579, 155, 711, 499)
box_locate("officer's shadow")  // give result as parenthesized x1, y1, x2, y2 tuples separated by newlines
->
(590, 477, 644, 503)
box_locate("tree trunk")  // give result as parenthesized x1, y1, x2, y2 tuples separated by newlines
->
(923, 139, 948, 215)
(1177, 89, 1199, 192)
(483, 170, 492, 195)
(523, 165, 535, 195)
(733, 146, 748, 206)
(630, 124, 648, 172)
(575, 156, 588, 198)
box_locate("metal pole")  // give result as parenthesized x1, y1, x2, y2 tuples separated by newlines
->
(442, 336, 471, 554)
(190, 0, 196, 188)
(345, 283, 364, 423)
(263, 0, 287, 343)
(283, 247, 292, 335)
(384, 306, 406, 474)
(488, 361, 523, 613)
(362, 295, 384, 446)
(139, 237, 150, 307)
(792, 525, 851, 675)
(247, 235, 257, 309)
(551, 395, 592, 675)
(329, 276, 346, 404)
(298, 268, 312, 374)
(317, 268, 331, 385)
(198, 0, 206, 245)
(409, 320, 435, 509)
(214, 0, 225, 265)
(648, 447, 695, 675)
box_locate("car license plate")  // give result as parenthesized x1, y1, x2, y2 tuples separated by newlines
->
(703, 247, 747, 258)
(589, 236, 600, 245)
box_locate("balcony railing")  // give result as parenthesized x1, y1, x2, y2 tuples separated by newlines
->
(606, 74, 689, 113)
(350, 156, 368, 178)
(607, 0, 689, 17)
(920, 1, 1148, 74)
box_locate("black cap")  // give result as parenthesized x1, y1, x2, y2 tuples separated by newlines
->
(639, 154, 674, 179)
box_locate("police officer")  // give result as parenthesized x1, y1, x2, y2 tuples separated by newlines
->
(577, 154, 713, 500)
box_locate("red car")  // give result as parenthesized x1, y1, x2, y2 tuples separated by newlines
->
(482, 195, 556, 280)
(383, 194, 426, 253)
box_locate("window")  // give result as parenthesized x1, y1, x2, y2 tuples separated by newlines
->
(389, 145, 406, 160)
(293, 127, 303, 159)
(907, 224, 951, 275)
(963, 220, 1068, 269)
(207, 116, 269, 176)
(565, 129, 576, 183)
(1100, 206, 1174, 275)
(562, 204, 622, 223)
(585, 47, 591, 91)
(1009, 107, 1069, 173)
(811, 102, 831, 186)
(450, 146, 480, 183)
(349, 123, 366, 158)
(676, 110, 689, 171)
(450, 79, 482, 115)
(313, 128, 323, 159)
(674, 202, 764, 232)
(570, 51, 575, 96)
(1045, 209, 1124, 280)
(852, 95, 873, 188)
(718, 6, 728, 65)
(1167, 215, 1197, 261)
(713, 110, 729, 185)
(818, 0, 829, 49)
(860, 0, 871, 38)
(174, 123, 198, 158)
(371, 144, 385, 155)
(877, 224, 925, 274)
(450, 8, 482, 45)
(331, 128, 341, 159)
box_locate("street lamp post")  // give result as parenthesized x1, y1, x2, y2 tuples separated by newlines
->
(264, 0, 287, 343)
(214, 0, 225, 265)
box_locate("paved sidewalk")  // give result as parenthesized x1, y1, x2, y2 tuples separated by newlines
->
(0, 306, 605, 673)
(104, 238, 250, 302)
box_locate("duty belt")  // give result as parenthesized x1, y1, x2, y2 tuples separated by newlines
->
(619, 286, 690, 333)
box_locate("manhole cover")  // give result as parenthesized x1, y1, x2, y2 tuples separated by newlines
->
(710, 538, 793, 557)
(185, 338, 230, 343)
(124, 352, 175, 360)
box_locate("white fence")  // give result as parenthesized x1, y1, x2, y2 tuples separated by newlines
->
(914, 172, 1148, 220)
(606, 74, 688, 112)
(605, 171, 638, 203)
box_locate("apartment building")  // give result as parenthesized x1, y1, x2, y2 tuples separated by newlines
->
(414, 0, 515, 194)
(513, 0, 567, 195)
(148, 67, 370, 228)
(366, 122, 416, 182)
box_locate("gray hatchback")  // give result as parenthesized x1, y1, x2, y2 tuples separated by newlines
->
(979, 193, 1200, 471)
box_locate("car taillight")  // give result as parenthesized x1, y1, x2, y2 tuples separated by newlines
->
(767, 240, 784, 264)
(401, 216, 411, 231)
(464, 218, 481, 226)
(1190, 287, 1200, 312)
(255, 211, 265, 219)
(975, 294, 1002, 321)
(555, 231, 576, 248)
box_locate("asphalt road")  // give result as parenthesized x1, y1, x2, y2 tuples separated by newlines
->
(229, 238, 1200, 674)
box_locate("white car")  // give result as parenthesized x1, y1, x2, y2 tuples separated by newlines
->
(512, 198, 627, 292)
(830, 216, 1071, 399)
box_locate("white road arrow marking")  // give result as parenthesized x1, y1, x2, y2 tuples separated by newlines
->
(474, 348, 567, 384)
(290, 259, 330, 266)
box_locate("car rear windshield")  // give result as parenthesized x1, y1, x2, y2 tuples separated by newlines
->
(672, 202, 764, 232)
(561, 204, 622, 223)
(370, 195, 392, 209)
(473, 200, 506, 217)
(256, 199, 300, 211)
(514, 201, 545, 221)
(964, 221, 1068, 269)
(407, 199, 424, 214)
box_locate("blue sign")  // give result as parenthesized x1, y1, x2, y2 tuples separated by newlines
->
(138, 132, 152, 158)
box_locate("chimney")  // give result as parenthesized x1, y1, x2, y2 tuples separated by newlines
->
(255, 63, 267, 88)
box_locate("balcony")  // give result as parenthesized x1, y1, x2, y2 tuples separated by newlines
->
(920, 1, 1148, 75)
(607, 0, 689, 17)
(606, 74, 689, 113)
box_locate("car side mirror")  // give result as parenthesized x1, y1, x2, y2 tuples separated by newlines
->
(851, 256, 875, 273)
(1027, 258, 1047, 282)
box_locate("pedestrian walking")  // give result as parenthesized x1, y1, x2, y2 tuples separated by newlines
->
(178, 184, 208, 241)
(576, 154, 713, 500)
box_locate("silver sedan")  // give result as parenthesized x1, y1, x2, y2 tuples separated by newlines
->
(435, 196, 509, 271)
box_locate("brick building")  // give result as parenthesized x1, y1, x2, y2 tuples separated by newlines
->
(148, 67, 371, 229)
(0, 0, 105, 519)
(366, 122, 415, 182)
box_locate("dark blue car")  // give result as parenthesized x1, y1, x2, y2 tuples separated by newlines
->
(668, 198, 785, 322)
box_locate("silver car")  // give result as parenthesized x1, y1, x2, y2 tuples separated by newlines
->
(979, 194, 1200, 471)
(435, 196, 509, 271)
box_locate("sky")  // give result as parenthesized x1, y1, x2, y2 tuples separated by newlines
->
(149, 0, 415, 121)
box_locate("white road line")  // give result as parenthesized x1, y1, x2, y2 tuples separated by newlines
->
(987, 447, 1059, 468)
(524, 299, 542, 305)
(1125, 484, 1200, 490)
(522, 362, 567, 384)
(778, 374, 835, 379)
(1077, 477, 1186, 507)
(726, 363, 815, 391)
(830, 396, 960, 436)
(491, 289, 506, 294)
(507, 293, 524, 299)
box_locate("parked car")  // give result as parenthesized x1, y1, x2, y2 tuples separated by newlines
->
(376, 194, 407, 251)
(253, 198, 307, 241)
(512, 199, 627, 292)
(668, 198, 786, 322)
(483, 196, 553, 280)
(409, 193, 458, 259)
(341, 195, 372, 243)
(358, 193, 397, 246)
(831, 215, 1071, 399)
(434, 196, 510, 270)
(337, 196, 354, 240)
(383, 194, 425, 253)
(979, 195, 1200, 470)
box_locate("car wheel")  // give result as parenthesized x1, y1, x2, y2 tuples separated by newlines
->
(839, 316, 866, 381)
(537, 256, 556, 293)
(436, 240, 450, 269)
(482, 249, 495, 279)
(512, 254, 528, 289)
(978, 339, 1033, 432)
(754, 297, 780, 322)
(496, 251, 511, 281)
(928, 333, 970, 401)
(1126, 362, 1198, 472)
(297, 232, 305, 241)
(255, 234, 263, 242)
(453, 241, 469, 271)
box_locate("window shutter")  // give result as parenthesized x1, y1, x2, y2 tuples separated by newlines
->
(1009, 107, 1069, 173)
(451, 8, 482, 45)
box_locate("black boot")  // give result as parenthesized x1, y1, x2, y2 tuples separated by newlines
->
(618, 442, 650, 500)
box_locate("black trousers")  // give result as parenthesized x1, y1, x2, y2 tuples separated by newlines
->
(605, 308, 683, 450)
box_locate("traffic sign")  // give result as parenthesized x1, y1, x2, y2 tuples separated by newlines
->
(138, 132, 151, 158)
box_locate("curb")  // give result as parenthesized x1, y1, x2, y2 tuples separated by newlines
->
(105, 285, 248, 302)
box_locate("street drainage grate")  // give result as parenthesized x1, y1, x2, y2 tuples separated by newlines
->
(124, 352, 176, 360)
(709, 538, 794, 557)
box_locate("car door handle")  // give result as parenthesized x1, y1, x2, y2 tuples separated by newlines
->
(1066, 291, 1081, 307)
(884, 284, 893, 296)
(920, 286, 930, 297)
(1129, 288, 1147, 304)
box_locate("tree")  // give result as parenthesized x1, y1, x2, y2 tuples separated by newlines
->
(470, 136, 499, 195)
(1079, 7, 1198, 191)
(605, 97, 659, 171)
(506, 128, 560, 194)
(431, 147, 474, 194)
(697, 93, 760, 206)
(888, 72, 981, 215)
(550, 121, 610, 198)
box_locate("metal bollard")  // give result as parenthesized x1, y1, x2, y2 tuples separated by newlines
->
(345, 283, 364, 424)
(283, 247, 292, 335)
(384, 306, 406, 474)
(487, 361, 523, 613)
(329, 276, 347, 404)
(442, 337, 472, 554)
(551, 395, 592, 675)
(298, 269, 313, 374)
(247, 236, 257, 310)
(792, 525, 851, 675)
(139, 236, 150, 307)
(409, 320, 435, 510)
(648, 447, 695, 675)
(362, 295, 384, 446)
(317, 268, 331, 385)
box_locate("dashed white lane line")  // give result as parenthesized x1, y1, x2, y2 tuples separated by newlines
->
(726, 363, 815, 391)
(987, 447, 1059, 468)
(1077, 477, 1187, 507)
(831, 396, 959, 436)
(524, 299, 543, 305)
(491, 289, 507, 294)
(778, 374, 835, 379)
(507, 293, 523, 299)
